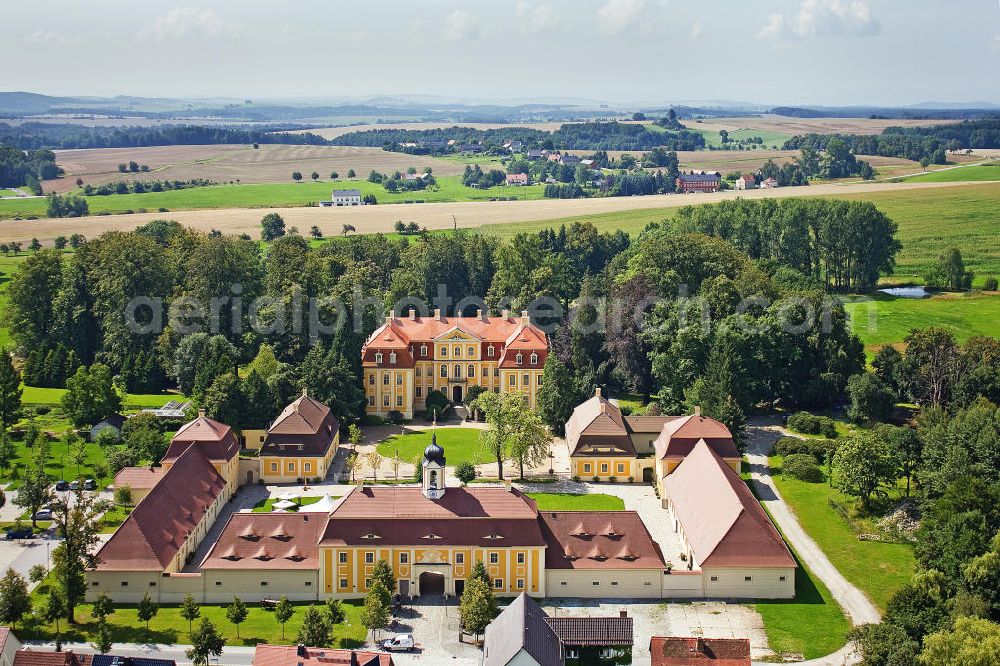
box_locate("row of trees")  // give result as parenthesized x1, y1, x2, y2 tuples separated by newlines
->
(0, 146, 58, 189)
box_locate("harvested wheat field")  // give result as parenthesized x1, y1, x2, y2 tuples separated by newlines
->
(45, 144, 466, 193)
(2, 180, 987, 246)
(283, 121, 567, 140)
(684, 114, 954, 137)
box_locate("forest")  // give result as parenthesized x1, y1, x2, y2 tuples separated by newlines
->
(0, 123, 330, 150)
(0, 145, 59, 189)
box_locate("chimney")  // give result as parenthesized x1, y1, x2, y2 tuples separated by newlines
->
(197, 408, 206, 418)
(501, 309, 509, 319)
(434, 308, 442, 321)
(296, 644, 307, 658)
(302, 387, 308, 397)
(385, 310, 394, 324)
(694, 405, 701, 417)
(476, 308, 483, 320)
(521, 310, 530, 325)
(619, 608, 628, 618)
(595, 387, 601, 398)
(409, 310, 416, 320)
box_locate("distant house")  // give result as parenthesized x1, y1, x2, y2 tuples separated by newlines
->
(459, 143, 484, 154)
(676, 173, 721, 193)
(90, 413, 126, 442)
(734, 174, 757, 190)
(504, 140, 524, 153)
(579, 159, 598, 170)
(526, 149, 544, 160)
(402, 172, 429, 181)
(649, 637, 751, 665)
(506, 173, 529, 186)
(483, 593, 633, 666)
(759, 177, 778, 189)
(559, 154, 582, 167)
(332, 189, 362, 206)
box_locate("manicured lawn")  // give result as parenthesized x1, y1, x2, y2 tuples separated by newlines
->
(21, 579, 367, 647)
(754, 554, 851, 660)
(4, 418, 116, 489)
(101, 505, 133, 533)
(903, 163, 1000, 182)
(19, 383, 186, 409)
(769, 456, 915, 611)
(251, 495, 331, 512)
(525, 492, 625, 511)
(375, 427, 486, 466)
(844, 291, 1000, 352)
(0, 177, 548, 219)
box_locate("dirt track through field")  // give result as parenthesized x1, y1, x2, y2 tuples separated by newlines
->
(0, 180, 990, 245)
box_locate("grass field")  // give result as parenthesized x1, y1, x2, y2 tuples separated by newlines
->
(0, 177, 548, 219)
(685, 124, 792, 149)
(19, 383, 184, 409)
(903, 163, 1000, 182)
(769, 456, 915, 610)
(524, 492, 625, 511)
(845, 291, 1000, 351)
(375, 427, 486, 466)
(20, 581, 368, 648)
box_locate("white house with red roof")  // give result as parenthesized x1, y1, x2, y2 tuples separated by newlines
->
(361, 309, 548, 418)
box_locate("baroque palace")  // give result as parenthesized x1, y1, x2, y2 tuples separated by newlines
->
(88, 395, 796, 603)
(361, 309, 548, 419)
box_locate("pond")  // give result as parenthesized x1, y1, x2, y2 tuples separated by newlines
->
(878, 286, 929, 299)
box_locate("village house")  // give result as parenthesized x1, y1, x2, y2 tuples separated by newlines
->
(112, 465, 164, 503)
(258, 390, 340, 484)
(483, 593, 633, 666)
(734, 174, 757, 190)
(759, 177, 778, 188)
(526, 149, 544, 160)
(89, 413, 125, 442)
(360, 310, 548, 419)
(676, 173, 721, 193)
(331, 189, 362, 206)
(649, 637, 751, 665)
(506, 173, 529, 186)
(559, 154, 582, 167)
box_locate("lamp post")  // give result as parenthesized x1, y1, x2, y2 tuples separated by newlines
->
(548, 448, 555, 476)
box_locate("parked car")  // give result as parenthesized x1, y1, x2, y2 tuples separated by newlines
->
(381, 634, 416, 652)
(4, 528, 33, 540)
(54, 480, 70, 492)
(69, 480, 81, 491)
(83, 478, 97, 491)
(33, 508, 54, 521)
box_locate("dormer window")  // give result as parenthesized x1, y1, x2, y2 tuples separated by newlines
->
(423, 533, 442, 540)
(530, 352, 538, 365)
(361, 533, 381, 540)
(374, 352, 383, 363)
(483, 533, 504, 540)
(515, 353, 523, 365)
(420, 344, 428, 357)
(389, 352, 397, 364)
(487, 345, 495, 357)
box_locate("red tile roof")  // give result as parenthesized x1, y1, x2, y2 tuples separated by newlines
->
(114, 466, 164, 491)
(546, 617, 633, 646)
(201, 513, 324, 570)
(564, 391, 675, 457)
(253, 644, 392, 666)
(649, 637, 751, 665)
(321, 486, 546, 548)
(653, 413, 738, 461)
(663, 442, 795, 569)
(94, 445, 226, 571)
(538, 511, 666, 569)
(362, 314, 548, 370)
(13, 652, 90, 666)
(162, 414, 240, 464)
(261, 393, 339, 457)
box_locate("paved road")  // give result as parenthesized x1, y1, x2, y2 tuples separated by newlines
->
(745, 419, 881, 666)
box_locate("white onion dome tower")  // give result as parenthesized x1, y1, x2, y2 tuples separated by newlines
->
(422, 431, 446, 500)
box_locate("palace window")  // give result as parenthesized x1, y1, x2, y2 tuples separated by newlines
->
(601, 463, 609, 474)
(396, 374, 403, 385)
(468, 365, 475, 378)
(288, 462, 295, 471)
(745, 576, 752, 582)
(530, 353, 538, 365)
(455, 553, 465, 564)
(416, 387, 422, 397)
(517, 553, 525, 564)
(383, 396, 390, 407)
(509, 375, 516, 386)
(487, 345, 495, 357)
(420, 344, 428, 357)
(383, 373, 390, 385)
(339, 552, 348, 563)
(374, 352, 383, 363)
(468, 346, 475, 356)
(537, 374, 543, 385)
(368, 374, 374, 385)
(523, 374, 529, 386)
(440, 365, 448, 377)
(389, 351, 397, 364)
(340, 579, 348, 588)
(368, 396, 375, 406)
(439, 346, 447, 357)
(494, 578, 503, 589)
(617, 464, 625, 474)
(400, 553, 409, 564)
(454, 364, 461, 378)
(455, 346, 461, 358)
(270, 463, 278, 472)
(365, 552, 375, 564)
(304, 463, 312, 472)
(416, 367, 422, 377)
(516, 579, 524, 589)
(489, 553, 499, 564)
(515, 353, 523, 365)
(396, 396, 403, 407)
(583, 463, 592, 473)
(494, 367, 499, 377)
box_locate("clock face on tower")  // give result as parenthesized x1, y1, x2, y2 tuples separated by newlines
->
(425, 487, 442, 500)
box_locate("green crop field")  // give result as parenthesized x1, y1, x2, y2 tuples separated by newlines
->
(0, 177, 547, 219)
(845, 292, 1000, 351)
(903, 164, 1000, 183)
(486, 182, 1000, 287)
(689, 127, 792, 148)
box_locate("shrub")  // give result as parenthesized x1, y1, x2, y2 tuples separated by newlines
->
(387, 410, 404, 425)
(984, 277, 998, 291)
(424, 389, 448, 420)
(572, 475, 580, 482)
(786, 411, 838, 438)
(774, 436, 837, 463)
(455, 462, 476, 485)
(783, 453, 824, 482)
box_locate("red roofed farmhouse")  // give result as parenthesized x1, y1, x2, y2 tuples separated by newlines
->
(361, 310, 548, 419)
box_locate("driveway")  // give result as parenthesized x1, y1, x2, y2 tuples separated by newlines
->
(745, 418, 880, 665)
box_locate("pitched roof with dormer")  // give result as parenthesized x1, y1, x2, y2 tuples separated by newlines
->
(162, 414, 240, 464)
(539, 511, 666, 570)
(653, 413, 738, 461)
(260, 392, 339, 457)
(564, 390, 676, 457)
(663, 441, 795, 569)
(201, 513, 324, 570)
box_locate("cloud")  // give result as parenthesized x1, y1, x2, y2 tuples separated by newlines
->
(516, 2, 556, 33)
(443, 9, 478, 42)
(758, 0, 880, 40)
(597, 0, 646, 34)
(689, 21, 703, 39)
(139, 7, 245, 43)
(24, 30, 75, 45)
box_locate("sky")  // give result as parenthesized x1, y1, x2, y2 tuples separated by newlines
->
(4, 0, 1000, 107)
